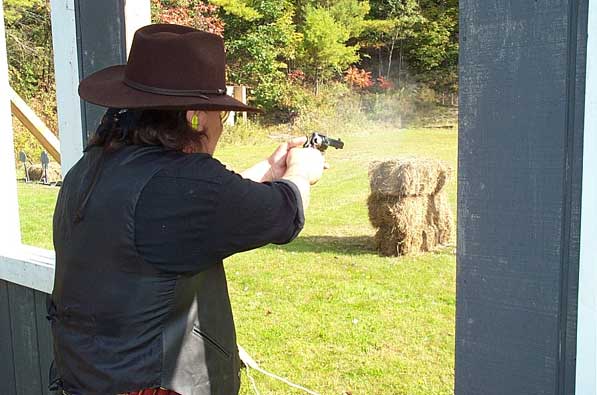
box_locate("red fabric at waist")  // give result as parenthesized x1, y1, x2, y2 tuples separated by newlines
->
(123, 389, 181, 395)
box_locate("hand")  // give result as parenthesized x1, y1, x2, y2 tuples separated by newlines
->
(267, 136, 308, 179)
(284, 147, 325, 185)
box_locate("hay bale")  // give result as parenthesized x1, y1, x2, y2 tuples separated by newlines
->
(367, 193, 398, 228)
(28, 162, 62, 183)
(429, 193, 454, 245)
(367, 158, 454, 257)
(369, 158, 451, 197)
(369, 194, 430, 255)
(374, 222, 435, 256)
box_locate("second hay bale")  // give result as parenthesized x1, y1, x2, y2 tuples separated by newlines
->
(368, 193, 454, 255)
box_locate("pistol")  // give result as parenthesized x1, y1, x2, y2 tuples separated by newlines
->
(303, 132, 344, 152)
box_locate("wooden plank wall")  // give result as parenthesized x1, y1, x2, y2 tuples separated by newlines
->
(0, 279, 58, 395)
(456, 1, 587, 394)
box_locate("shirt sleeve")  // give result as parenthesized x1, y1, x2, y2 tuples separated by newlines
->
(135, 155, 304, 274)
(207, 171, 305, 260)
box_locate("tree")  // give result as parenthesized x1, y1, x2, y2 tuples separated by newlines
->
(361, 0, 423, 81)
(4, 0, 54, 97)
(297, 1, 368, 92)
(217, 0, 301, 110)
(360, 0, 458, 95)
(409, 0, 458, 95)
(4, 0, 58, 163)
(151, 0, 224, 35)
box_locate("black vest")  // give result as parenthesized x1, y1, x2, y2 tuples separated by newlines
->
(49, 146, 241, 395)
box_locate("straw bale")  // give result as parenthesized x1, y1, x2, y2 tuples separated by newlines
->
(429, 193, 454, 245)
(367, 193, 398, 228)
(368, 192, 454, 257)
(369, 158, 451, 197)
(28, 163, 62, 183)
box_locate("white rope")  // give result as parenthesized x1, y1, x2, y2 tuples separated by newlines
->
(244, 365, 261, 395)
(238, 344, 321, 395)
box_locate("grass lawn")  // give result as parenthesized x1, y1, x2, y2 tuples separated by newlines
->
(17, 126, 457, 395)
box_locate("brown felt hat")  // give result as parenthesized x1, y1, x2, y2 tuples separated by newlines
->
(78, 24, 261, 112)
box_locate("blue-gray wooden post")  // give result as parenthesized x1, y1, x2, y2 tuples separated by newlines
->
(456, 1, 590, 394)
(51, 0, 149, 175)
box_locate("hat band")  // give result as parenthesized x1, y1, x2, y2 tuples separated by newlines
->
(123, 78, 227, 100)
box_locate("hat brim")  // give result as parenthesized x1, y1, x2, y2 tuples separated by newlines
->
(79, 65, 262, 113)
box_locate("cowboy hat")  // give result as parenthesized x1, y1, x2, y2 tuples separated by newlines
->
(78, 24, 260, 112)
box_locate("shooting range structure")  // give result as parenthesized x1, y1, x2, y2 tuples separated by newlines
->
(9, 87, 61, 163)
(28, 162, 62, 184)
(0, 1, 596, 395)
(367, 158, 453, 255)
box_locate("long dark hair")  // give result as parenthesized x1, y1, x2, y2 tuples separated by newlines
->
(86, 108, 207, 153)
(74, 109, 206, 224)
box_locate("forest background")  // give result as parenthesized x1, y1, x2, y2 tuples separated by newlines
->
(4, 0, 458, 160)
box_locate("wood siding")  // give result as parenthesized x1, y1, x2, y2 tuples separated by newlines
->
(456, 1, 587, 394)
(0, 279, 58, 395)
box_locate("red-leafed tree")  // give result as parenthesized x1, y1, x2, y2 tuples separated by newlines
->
(151, 0, 224, 36)
(344, 66, 373, 90)
(376, 76, 394, 90)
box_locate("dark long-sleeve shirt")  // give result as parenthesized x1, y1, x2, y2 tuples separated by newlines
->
(134, 155, 304, 274)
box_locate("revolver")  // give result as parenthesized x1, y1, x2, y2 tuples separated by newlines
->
(303, 132, 344, 152)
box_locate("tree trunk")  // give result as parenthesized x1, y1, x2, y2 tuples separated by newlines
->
(398, 41, 403, 85)
(378, 47, 383, 77)
(387, 30, 400, 80)
(387, 39, 395, 80)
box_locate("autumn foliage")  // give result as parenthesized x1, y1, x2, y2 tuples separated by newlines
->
(151, 0, 224, 36)
(376, 76, 394, 90)
(344, 66, 373, 89)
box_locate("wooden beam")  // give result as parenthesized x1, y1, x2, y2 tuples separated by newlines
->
(9, 87, 61, 164)
(124, 0, 151, 57)
(50, 0, 84, 175)
(233, 85, 248, 122)
(576, 1, 597, 392)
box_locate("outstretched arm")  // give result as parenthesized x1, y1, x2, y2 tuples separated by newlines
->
(240, 137, 308, 182)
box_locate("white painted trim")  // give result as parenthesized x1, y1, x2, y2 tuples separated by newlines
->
(226, 85, 236, 125)
(0, 0, 22, 248)
(0, 246, 55, 294)
(50, 0, 84, 176)
(576, 2, 597, 394)
(124, 0, 151, 57)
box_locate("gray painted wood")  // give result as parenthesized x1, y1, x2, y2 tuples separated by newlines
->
(0, 280, 16, 395)
(8, 282, 43, 395)
(74, 0, 127, 145)
(0, 280, 58, 395)
(457, 1, 586, 394)
(35, 291, 55, 395)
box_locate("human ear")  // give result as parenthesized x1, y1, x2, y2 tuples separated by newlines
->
(186, 110, 208, 130)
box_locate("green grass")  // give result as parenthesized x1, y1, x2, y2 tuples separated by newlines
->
(17, 183, 59, 250)
(17, 126, 457, 395)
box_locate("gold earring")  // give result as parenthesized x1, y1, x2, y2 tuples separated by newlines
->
(191, 113, 199, 129)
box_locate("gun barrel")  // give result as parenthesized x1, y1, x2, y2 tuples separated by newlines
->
(304, 132, 345, 151)
(327, 137, 344, 149)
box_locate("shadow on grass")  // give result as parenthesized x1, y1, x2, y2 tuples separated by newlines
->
(267, 235, 378, 256)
